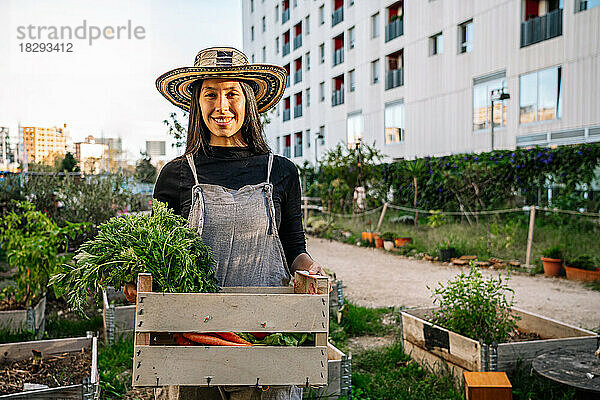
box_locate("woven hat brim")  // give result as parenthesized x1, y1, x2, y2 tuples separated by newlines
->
(156, 64, 287, 114)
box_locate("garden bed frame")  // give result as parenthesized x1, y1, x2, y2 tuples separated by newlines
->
(0, 333, 98, 399)
(305, 342, 351, 399)
(102, 288, 135, 344)
(401, 307, 599, 381)
(0, 295, 46, 338)
(132, 271, 330, 388)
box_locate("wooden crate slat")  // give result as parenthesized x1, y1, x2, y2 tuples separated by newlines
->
(0, 384, 83, 399)
(403, 340, 466, 383)
(496, 336, 597, 372)
(133, 346, 328, 387)
(136, 293, 328, 333)
(0, 336, 91, 362)
(221, 287, 295, 294)
(0, 310, 26, 330)
(513, 307, 597, 339)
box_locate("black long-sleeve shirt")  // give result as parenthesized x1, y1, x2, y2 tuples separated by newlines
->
(153, 146, 307, 267)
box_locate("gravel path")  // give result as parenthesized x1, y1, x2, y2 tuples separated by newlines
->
(307, 237, 600, 332)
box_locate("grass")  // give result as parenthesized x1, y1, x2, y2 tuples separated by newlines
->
(586, 281, 600, 292)
(98, 335, 135, 399)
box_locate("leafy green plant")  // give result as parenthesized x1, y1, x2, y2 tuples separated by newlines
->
(427, 210, 446, 227)
(50, 200, 219, 314)
(0, 201, 89, 306)
(566, 255, 597, 271)
(381, 232, 396, 241)
(542, 246, 563, 260)
(429, 264, 519, 344)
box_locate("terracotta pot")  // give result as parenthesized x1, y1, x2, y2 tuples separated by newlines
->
(541, 257, 563, 277)
(439, 247, 457, 262)
(564, 265, 600, 282)
(394, 237, 412, 247)
(361, 232, 373, 242)
(383, 241, 394, 251)
(374, 238, 384, 248)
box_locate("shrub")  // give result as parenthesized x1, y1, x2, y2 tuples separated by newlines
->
(429, 264, 519, 344)
(542, 246, 563, 260)
(567, 255, 597, 271)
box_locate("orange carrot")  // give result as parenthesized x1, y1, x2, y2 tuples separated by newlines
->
(212, 332, 253, 345)
(183, 333, 251, 346)
(173, 333, 195, 346)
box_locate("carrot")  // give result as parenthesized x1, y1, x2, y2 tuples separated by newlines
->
(173, 333, 195, 346)
(183, 333, 251, 346)
(250, 332, 270, 340)
(212, 332, 253, 345)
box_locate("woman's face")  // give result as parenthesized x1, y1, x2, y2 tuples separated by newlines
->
(199, 79, 246, 146)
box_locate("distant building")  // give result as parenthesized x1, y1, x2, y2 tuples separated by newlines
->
(75, 135, 109, 174)
(145, 140, 166, 160)
(0, 127, 18, 172)
(19, 124, 68, 165)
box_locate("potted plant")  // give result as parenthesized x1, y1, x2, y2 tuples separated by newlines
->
(437, 241, 457, 262)
(394, 235, 412, 248)
(361, 231, 374, 243)
(565, 255, 600, 282)
(373, 233, 384, 249)
(381, 232, 395, 251)
(540, 246, 563, 277)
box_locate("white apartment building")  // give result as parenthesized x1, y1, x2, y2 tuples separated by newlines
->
(242, 0, 600, 163)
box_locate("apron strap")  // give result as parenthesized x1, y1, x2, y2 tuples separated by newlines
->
(185, 153, 200, 185)
(266, 153, 274, 183)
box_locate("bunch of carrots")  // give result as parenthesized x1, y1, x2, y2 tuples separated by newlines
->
(173, 332, 268, 346)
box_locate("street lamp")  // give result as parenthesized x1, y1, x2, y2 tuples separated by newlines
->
(490, 88, 510, 151)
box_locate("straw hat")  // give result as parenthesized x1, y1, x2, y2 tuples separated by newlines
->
(156, 47, 287, 113)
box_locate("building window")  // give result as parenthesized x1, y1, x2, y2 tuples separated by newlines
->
(275, 37, 280, 53)
(305, 51, 310, 70)
(347, 112, 363, 148)
(473, 72, 507, 131)
(294, 92, 303, 118)
(306, 88, 311, 107)
(305, 15, 310, 34)
(319, 125, 325, 145)
(371, 12, 380, 38)
(520, 66, 562, 124)
(251, 26, 255, 41)
(385, 100, 404, 143)
(275, 136, 280, 154)
(348, 26, 355, 49)
(283, 97, 291, 121)
(251, 0, 254, 12)
(459, 20, 473, 53)
(333, 33, 344, 66)
(429, 32, 443, 55)
(371, 59, 380, 84)
(577, 0, 600, 11)
(293, 0, 297, 8)
(306, 129, 311, 148)
(294, 57, 302, 83)
(319, 5, 325, 24)
(319, 43, 325, 63)
(319, 81, 325, 102)
(275, 4, 279, 21)
(294, 132, 303, 157)
(294, 22, 303, 49)
(349, 69, 356, 92)
(283, 134, 291, 158)
(262, 16, 266, 32)
(332, 74, 344, 106)
(262, 46, 266, 62)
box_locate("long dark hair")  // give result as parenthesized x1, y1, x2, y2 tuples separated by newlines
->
(184, 80, 271, 157)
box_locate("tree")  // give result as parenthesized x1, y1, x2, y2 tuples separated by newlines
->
(163, 111, 188, 149)
(59, 152, 80, 172)
(135, 152, 157, 184)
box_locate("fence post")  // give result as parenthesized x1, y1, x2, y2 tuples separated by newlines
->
(525, 205, 536, 269)
(376, 202, 388, 232)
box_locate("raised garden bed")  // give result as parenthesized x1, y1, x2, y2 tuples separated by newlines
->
(132, 271, 330, 388)
(102, 287, 135, 344)
(401, 307, 598, 381)
(305, 342, 351, 399)
(0, 333, 98, 399)
(0, 295, 46, 338)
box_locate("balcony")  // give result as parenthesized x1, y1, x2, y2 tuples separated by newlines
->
(283, 146, 291, 158)
(332, 89, 344, 106)
(385, 68, 404, 90)
(283, 108, 291, 121)
(520, 8, 562, 48)
(294, 34, 302, 50)
(333, 48, 344, 66)
(282, 42, 290, 56)
(294, 69, 302, 84)
(385, 18, 403, 42)
(282, 8, 290, 24)
(332, 7, 343, 27)
(294, 104, 303, 118)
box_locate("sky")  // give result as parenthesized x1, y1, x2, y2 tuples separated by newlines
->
(0, 0, 243, 162)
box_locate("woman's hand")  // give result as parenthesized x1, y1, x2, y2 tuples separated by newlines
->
(123, 282, 137, 303)
(291, 253, 332, 292)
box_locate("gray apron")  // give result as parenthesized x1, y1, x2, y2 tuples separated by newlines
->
(155, 153, 301, 400)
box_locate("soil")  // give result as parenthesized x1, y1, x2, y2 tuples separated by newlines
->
(307, 237, 600, 332)
(0, 350, 91, 395)
(0, 295, 43, 312)
(507, 330, 542, 342)
(124, 387, 154, 399)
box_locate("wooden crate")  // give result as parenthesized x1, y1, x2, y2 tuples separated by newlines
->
(0, 333, 98, 399)
(0, 295, 46, 337)
(132, 271, 329, 388)
(464, 372, 512, 400)
(305, 342, 351, 399)
(401, 307, 598, 380)
(102, 288, 136, 344)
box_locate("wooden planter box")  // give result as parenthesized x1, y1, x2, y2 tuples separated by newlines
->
(401, 307, 598, 381)
(304, 343, 351, 399)
(0, 333, 98, 399)
(0, 295, 46, 337)
(564, 265, 600, 282)
(132, 271, 330, 388)
(102, 287, 136, 344)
